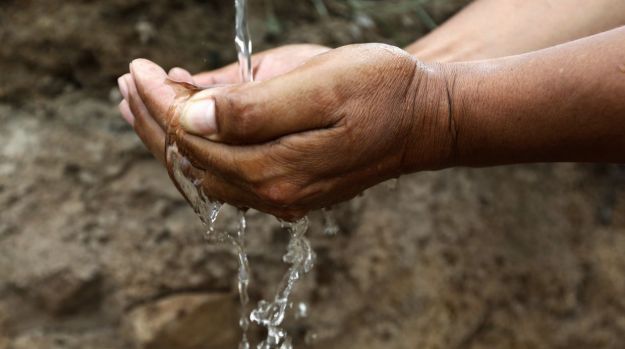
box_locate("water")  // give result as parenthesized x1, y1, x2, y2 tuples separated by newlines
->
(322, 209, 340, 236)
(235, 0, 254, 83)
(163, 1, 317, 348)
(233, 1, 317, 347)
(234, 1, 254, 346)
(164, 142, 251, 348)
(250, 218, 316, 349)
(233, 210, 252, 349)
(165, 142, 315, 349)
(386, 178, 400, 191)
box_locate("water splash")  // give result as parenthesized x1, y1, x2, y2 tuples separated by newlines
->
(294, 302, 309, 320)
(386, 178, 400, 191)
(165, 143, 223, 232)
(322, 208, 340, 236)
(251, 218, 316, 349)
(164, 1, 316, 347)
(232, 210, 252, 349)
(165, 143, 251, 348)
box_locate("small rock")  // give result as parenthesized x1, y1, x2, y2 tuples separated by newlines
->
(9, 330, 119, 349)
(30, 265, 101, 315)
(125, 293, 238, 349)
(0, 304, 10, 347)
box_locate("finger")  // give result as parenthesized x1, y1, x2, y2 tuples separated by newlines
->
(202, 178, 306, 222)
(118, 99, 135, 126)
(193, 62, 241, 86)
(130, 58, 179, 130)
(193, 45, 301, 86)
(178, 157, 304, 220)
(166, 139, 252, 211)
(169, 67, 195, 85)
(125, 74, 167, 164)
(175, 125, 322, 220)
(176, 132, 313, 219)
(176, 131, 285, 186)
(117, 74, 130, 100)
(192, 49, 274, 86)
(179, 69, 341, 144)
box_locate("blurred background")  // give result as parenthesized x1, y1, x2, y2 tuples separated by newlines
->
(1, 0, 625, 348)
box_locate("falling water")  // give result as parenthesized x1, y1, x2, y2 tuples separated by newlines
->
(164, 1, 316, 348)
(235, 0, 254, 83)
(232, 0, 254, 347)
(250, 218, 316, 349)
(164, 143, 250, 349)
(322, 209, 340, 236)
(233, 1, 317, 347)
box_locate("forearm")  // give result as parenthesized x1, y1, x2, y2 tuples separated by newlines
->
(445, 26, 625, 167)
(406, 0, 625, 62)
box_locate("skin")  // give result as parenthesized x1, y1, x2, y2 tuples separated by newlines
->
(445, 28, 625, 167)
(120, 45, 443, 219)
(407, 0, 625, 62)
(117, 2, 625, 220)
(162, 0, 625, 88)
(119, 44, 330, 126)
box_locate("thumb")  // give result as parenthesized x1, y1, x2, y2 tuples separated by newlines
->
(178, 70, 340, 145)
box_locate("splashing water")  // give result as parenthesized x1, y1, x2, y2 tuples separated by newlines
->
(163, 1, 317, 348)
(322, 209, 340, 236)
(233, 1, 317, 347)
(165, 143, 251, 348)
(166, 144, 315, 349)
(251, 218, 316, 349)
(234, 210, 252, 349)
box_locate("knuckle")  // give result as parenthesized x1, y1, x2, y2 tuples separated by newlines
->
(223, 92, 259, 141)
(231, 105, 253, 133)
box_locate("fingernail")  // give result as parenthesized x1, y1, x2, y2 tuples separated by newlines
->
(181, 99, 217, 135)
(117, 77, 129, 100)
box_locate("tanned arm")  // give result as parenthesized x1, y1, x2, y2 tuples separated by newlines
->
(406, 0, 625, 62)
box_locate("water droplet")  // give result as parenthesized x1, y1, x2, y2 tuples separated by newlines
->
(322, 208, 340, 235)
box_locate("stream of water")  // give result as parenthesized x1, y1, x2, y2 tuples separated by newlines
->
(163, 1, 317, 348)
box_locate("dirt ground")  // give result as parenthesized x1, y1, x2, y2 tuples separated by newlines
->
(2, 1, 625, 349)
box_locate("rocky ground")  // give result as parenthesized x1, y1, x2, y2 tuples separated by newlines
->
(2, 1, 625, 349)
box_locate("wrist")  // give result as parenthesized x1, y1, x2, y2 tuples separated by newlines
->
(432, 57, 561, 168)
(399, 61, 463, 174)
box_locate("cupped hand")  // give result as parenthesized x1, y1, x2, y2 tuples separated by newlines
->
(169, 44, 330, 86)
(119, 44, 454, 220)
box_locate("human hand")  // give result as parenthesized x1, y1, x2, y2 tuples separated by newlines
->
(168, 44, 330, 86)
(119, 44, 454, 220)
(117, 44, 330, 159)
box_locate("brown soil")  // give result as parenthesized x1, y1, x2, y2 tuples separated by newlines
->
(2, 1, 625, 349)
